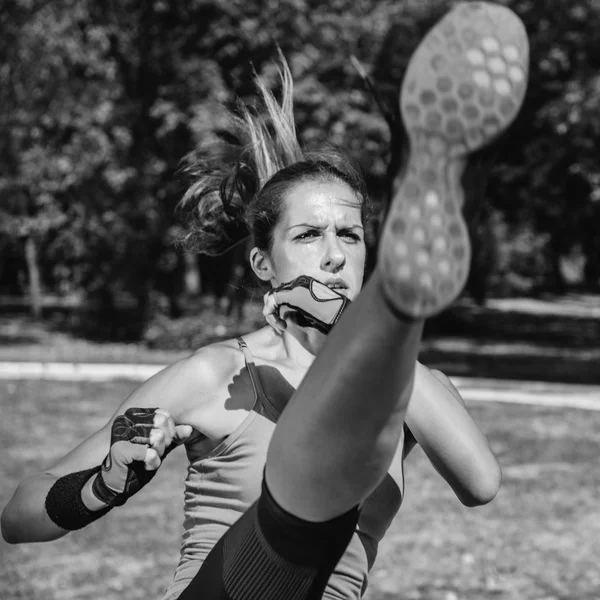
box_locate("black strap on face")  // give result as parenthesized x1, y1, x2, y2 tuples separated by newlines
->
(273, 275, 351, 334)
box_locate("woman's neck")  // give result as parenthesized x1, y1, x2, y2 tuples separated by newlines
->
(280, 319, 326, 368)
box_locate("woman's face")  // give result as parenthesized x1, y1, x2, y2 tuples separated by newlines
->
(266, 179, 366, 300)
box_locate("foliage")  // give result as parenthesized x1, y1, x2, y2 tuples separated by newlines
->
(489, 0, 600, 291)
(143, 300, 265, 351)
(1, 0, 600, 337)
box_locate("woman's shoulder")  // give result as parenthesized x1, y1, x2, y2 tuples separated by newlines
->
(176, 338, 246, 386)
(130, 339, 240, 402)
(99, 338, 245, 427)
(178, 328, 279, 383)
(148, 327, 280, 406)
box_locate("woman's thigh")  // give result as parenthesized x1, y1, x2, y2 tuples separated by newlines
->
(176, 481, 359, 600)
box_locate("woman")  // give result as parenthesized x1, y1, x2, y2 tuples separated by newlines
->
(2, 3, 529, 599)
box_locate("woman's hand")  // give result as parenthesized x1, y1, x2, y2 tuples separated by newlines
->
(83, 408, 193, 509)
(263, 276, 350, 335)
(263, 289, 288, 335)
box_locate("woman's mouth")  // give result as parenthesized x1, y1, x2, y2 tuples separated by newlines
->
(324, 281, 349, 295)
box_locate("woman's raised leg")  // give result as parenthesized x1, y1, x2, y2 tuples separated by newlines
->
(177, 4, 529, 599)
(266, 0, 529, 523)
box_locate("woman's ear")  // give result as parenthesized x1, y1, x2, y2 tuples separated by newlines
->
(250, 247, 274, 282)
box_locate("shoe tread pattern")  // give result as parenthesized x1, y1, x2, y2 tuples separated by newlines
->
(380, 1, 529, 318)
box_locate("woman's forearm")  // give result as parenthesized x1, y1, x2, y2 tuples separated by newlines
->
(406, 362, 501, 506)
(2, 473, 69, 543)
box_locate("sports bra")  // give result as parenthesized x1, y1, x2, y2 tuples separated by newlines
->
(161, 337, 404, 600)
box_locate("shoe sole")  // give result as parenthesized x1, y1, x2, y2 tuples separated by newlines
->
(379, 1, 529, 319)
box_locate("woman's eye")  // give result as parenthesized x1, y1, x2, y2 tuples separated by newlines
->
(340, 232, 361, 242)
(296, 231, 318, 240)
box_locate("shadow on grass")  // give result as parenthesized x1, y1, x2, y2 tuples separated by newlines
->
(421, 300, 600, 384)
(420, 347, 599, 385)
(0, 333, 41, 346)
(425, 304, 600, 348)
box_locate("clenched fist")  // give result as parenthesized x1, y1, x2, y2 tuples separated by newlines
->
(85, 408, 192, 508)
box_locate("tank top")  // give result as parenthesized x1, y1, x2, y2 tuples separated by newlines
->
(161, 337, 404, 600)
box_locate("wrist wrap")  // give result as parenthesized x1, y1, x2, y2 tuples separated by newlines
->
(45, 466, 113, 531)
(92, 468, 129, 506)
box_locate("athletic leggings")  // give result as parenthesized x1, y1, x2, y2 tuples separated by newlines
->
(176, 479, 359, 600)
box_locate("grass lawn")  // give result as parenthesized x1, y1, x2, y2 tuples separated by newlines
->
(2, 379, 600, 600)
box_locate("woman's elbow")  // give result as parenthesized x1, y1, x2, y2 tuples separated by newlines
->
(1, 506, 21, 544)
(459, 462, 502, 507)
(2, 477, 45, 544)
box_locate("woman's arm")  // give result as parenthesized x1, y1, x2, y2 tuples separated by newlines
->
(404, 362, 501, 506)
(1, 347, 232, 544)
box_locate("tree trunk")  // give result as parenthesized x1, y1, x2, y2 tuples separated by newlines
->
(184, 252, 201, 296)
(24, 235, 42, 319)
(0, 237, 9, 285)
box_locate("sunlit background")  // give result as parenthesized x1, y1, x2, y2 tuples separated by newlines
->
(2, 0, 599, 598)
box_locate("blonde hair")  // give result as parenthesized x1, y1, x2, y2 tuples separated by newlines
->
(179, 54, 369, 256)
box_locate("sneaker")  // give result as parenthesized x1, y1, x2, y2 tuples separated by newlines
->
(378, 1, 529, 318)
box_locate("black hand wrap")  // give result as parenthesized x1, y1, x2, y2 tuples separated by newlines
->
(272, 275, 351, 334)
(93, 407, 163, 507)
(45, 465, 113, 531)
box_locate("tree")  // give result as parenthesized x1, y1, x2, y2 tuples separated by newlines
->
(3, 0, 600, 338)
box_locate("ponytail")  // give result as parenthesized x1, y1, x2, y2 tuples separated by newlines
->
(178, 52, 370, 256)
(178, 53, 303, 256)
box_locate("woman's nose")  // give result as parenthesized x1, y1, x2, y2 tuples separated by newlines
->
(321, 236, 346, 272)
